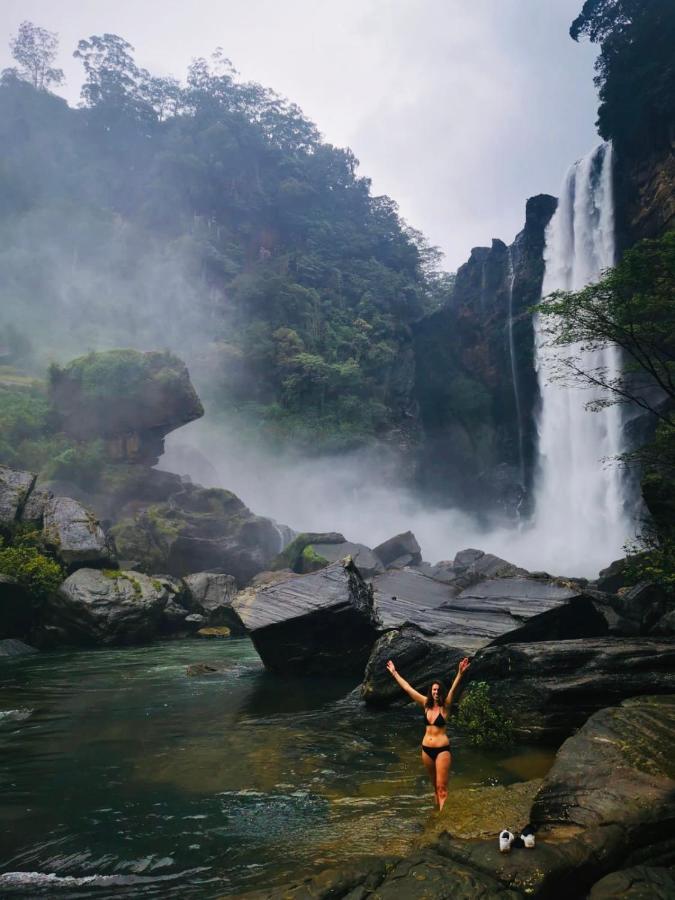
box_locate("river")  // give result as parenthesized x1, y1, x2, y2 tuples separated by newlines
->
(1, 638, 550, 897)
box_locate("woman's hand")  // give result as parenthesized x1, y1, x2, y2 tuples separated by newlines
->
(386, 659, 397, 677)
(458, 657, 470, 675)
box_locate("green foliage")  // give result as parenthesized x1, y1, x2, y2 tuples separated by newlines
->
(455, 682, 515, 749)
(570, 1, 674, 152)
(44, 439, 107, 487)
(0, 538, 64, 600)
(8, 20, 64, 91)
(535, 231, 675, 419)
(299, 544, 329, 573)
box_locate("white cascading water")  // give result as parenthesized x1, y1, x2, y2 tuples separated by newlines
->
(531, 142, 633, 575)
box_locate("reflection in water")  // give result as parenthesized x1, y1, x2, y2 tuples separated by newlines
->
(0, 639, 551, 897)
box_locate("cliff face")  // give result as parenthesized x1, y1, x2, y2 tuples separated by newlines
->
(413, 194, 557, 516)
(614, 137, 675, 251)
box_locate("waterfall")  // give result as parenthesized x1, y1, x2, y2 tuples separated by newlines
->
(506, 246, 525, 487)
(531, 142, 633, 575)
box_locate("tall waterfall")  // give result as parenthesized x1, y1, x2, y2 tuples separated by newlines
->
(531, 142, 633, 575)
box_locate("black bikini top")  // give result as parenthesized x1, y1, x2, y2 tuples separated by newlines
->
(424, 708, 446, 727)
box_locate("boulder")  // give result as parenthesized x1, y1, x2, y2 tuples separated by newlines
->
(468, 638, 675, 742)
(183, 571, 243, 631)
(42, 568, 184, 645)
(232, 558, 377, 675)
(42, 496, 115, 570)
(619, 581, 671, 633)
(452, 548, 528, 581)
(362, 627, 467, 706)
(20, 486, 51, 525)
(110, 483, 281, 584)
(0, 465, 35, 527)
(270, 531, 346, 571)
(373, 531, 422, 569)
(0, 575, 34, 640)
(0, 638, 38, 657)
(596, 557, 630, 593)
(307, 541, 384, 577)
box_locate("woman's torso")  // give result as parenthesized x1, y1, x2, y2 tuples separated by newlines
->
(422, 706, 450, 747)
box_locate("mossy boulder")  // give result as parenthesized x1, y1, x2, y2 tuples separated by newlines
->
(110, 482, 282, 584)
(49, 349, 204, 464)
(39, 567, 186, 646)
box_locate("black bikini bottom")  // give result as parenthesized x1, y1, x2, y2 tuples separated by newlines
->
(422, 744, 451, 761)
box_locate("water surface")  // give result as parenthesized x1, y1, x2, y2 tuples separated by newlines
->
(1, 639, 550, 897)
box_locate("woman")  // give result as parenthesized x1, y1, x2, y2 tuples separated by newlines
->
(386, 657, 470, 811)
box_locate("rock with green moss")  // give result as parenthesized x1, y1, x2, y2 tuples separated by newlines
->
(41, 567, 185, 645)
(49, 349, 204, 465)
(271, 532, 346, 572)
(183, 571, 244, 631)
(43, 496, 115, 571)
(111, 482, 282, 584)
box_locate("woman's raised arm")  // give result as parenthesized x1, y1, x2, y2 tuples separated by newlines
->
(444, 657, 470, 710)
(386, 660, 426, 706)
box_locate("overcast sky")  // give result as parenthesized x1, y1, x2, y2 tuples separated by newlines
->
(0, 1, 600, 270)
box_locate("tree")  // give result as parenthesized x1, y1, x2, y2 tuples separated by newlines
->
(535, 231, 675, 425)
(570, 1, 675, 150)
(74, 33, 153, 121)
(9, 21, 64, 91)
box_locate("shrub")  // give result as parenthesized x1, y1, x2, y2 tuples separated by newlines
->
(0, 540, 64, 600)
(455, 681, 515, 749)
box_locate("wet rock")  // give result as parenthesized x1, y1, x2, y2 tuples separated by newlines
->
(362, 627, 467, 706)
(0, 638, 38, 657)
(619, 582, 671, 634)
(229, 858, 392, 899)
(43, 568, 182, 645)
(469, 638, 675, 742)
(0, 466, 35, 527)
(42, 496, 115, 571)
(422, 778, 543, 843)
(183, 571, 243, 631)
(232, 558, 377, 675)
(589, 866, 675, 898)
(452, 548, 528, 581)
(373, 531, 422, 569)
(186, 660, 235, 676)
(596, 557, 630, 593)
(196, 626, 231, 638)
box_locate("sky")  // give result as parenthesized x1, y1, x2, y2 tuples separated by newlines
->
(0, 0, 600, 271)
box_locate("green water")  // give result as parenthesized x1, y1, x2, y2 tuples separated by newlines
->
(0, 639, 550, 897)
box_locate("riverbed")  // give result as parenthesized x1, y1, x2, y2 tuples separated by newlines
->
(1, 638, 553, 897)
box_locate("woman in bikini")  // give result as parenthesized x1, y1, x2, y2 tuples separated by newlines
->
(386, 657, 470, 811)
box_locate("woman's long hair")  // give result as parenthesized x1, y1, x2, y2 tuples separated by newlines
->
(425, 680, 447, 709)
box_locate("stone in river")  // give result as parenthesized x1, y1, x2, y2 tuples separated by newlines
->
(232, 558, 377, 675)
(589, 866, 675, 898)
(43, 568, 181, 645)
(183, 571, 243, 631)
(0, 638, 38, 657)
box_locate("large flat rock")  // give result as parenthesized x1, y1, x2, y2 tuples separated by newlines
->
(232, 559, 377, 675)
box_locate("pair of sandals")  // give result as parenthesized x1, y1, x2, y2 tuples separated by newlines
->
(499, 825, 536, 852)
